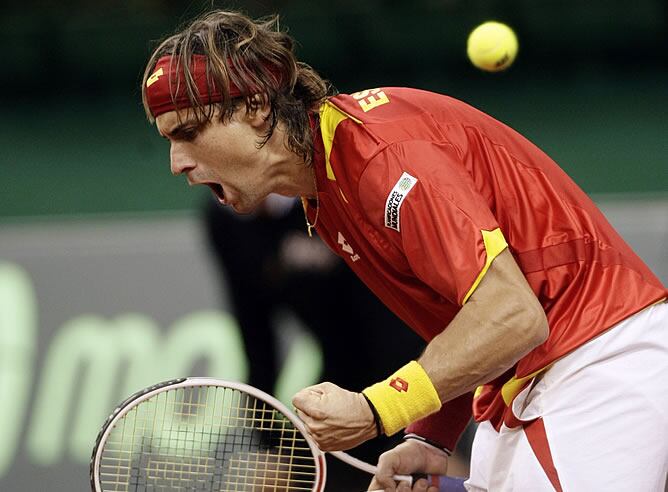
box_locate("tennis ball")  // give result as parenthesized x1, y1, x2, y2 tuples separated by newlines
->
(467, 21, 518, 72)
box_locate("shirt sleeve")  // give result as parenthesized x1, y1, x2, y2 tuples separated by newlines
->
(358, 140, 507, 306)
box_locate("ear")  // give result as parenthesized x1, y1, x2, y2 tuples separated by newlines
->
(246, 93, 272, 129)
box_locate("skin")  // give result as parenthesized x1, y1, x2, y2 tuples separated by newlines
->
(154, 99, 549, 491)
(292, 249, 549, 491)
(155, 98, 316, 213)
(370, 439, 448, 492)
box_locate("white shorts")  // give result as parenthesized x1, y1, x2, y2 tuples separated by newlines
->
(465, 300, 668, 492)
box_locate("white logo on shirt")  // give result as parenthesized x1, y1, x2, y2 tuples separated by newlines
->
(385, 172, 418, 232)
(337, 232, 360, 262)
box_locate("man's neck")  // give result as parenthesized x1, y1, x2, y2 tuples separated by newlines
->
(263, 122, 316, 198)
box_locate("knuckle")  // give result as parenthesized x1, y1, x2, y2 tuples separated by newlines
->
(378, 450, 392, 461)
(377, 451, 397, 468)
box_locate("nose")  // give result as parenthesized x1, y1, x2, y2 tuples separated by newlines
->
(169, 142, 195, 176)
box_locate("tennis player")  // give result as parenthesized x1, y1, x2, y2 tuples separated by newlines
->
(141, 11, 668, 491)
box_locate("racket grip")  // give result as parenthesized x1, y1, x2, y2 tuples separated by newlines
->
(411, 474, 467, 491)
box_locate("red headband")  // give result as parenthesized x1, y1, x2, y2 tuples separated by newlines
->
(145, 54, 243, 118)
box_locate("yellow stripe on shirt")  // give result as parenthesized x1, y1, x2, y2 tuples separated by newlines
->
(319, 101, 363, 181)
(462, 228, 508, 304)
(500, 366, 550, 406)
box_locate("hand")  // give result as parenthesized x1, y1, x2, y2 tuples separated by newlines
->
(368, 439, 448, 491)
(292, 382, 377, 451)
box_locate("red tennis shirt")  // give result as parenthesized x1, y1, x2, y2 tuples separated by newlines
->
(303, 88, 667, 451)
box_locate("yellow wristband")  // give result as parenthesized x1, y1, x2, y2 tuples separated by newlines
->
(362, 360, 441, 436)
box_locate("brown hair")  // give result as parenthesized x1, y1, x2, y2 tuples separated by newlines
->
(141, 10, 336, 164)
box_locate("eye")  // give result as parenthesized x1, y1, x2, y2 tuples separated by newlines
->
(180, 127, 198, 142)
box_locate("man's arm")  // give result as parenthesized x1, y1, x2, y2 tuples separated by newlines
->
(418, 247, 548, 404)
(292, 249, 548, 451)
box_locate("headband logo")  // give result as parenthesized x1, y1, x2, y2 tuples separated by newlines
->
(146, 67, 164, 88)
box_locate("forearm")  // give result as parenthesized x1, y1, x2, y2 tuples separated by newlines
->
(361, 251, 547, 437)
(419, 249, 548, 402)
(419, 296, 542, 402)
(306, 250, 550, 447)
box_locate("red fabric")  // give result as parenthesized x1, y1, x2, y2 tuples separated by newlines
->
(145, 55, 240, 117)
(306, 87, 667, 447)
(405, 393, 473, 452)
(524, 418, 563, 492)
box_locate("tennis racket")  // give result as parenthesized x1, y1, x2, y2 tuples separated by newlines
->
(90, 377, 440, 491)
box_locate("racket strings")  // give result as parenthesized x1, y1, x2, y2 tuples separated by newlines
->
(97, 386, 317, 491)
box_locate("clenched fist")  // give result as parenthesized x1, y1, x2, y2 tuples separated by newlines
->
(292, 382, 378, 451)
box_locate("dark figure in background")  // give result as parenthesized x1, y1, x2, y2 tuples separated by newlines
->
(203, 196, 433, 490)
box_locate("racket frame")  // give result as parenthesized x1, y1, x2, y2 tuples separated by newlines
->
(90, 377, 328, 491)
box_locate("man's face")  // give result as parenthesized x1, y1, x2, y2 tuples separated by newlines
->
(155, 105, 272, 214)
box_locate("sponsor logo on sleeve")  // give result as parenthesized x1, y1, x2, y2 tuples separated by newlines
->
(384, 172, 418, 232)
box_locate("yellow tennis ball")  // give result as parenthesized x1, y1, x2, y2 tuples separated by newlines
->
(467, 21, 518, 72)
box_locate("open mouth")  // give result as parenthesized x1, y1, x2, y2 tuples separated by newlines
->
(205, 183, 227, 205)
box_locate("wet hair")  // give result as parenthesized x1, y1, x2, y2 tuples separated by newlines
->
(141, 10, 336, 164)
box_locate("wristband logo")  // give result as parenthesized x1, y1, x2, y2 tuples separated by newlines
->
(389, 377, 409, 392)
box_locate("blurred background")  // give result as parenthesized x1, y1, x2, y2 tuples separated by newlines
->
(1, 0, 666, 490)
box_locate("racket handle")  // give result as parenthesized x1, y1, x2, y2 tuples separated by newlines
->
(411, 474, 467, 491)
(370, 475, 465, 491)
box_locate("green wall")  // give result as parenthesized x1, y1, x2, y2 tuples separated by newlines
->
(2, 1, 666, 218)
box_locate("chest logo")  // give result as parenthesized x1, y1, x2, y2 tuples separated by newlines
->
(385, 172, 418, 232)
(337, 232, 360, 262)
